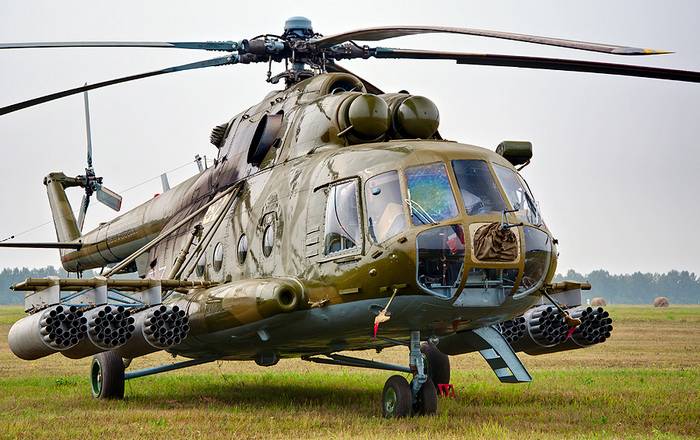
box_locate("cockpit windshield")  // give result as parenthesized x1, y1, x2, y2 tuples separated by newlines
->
(492, 164, 541, 225)
(451, 160, 506, 215)
(405, 163, 458, 225)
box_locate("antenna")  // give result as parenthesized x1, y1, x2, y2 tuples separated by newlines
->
(160, 173, 170, 192)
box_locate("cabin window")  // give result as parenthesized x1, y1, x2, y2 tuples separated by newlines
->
(323, 180, 361, 255)
(405, 163, 458, 225)
(452, 160, 506, 215)
(262, 224, 274, 257)
(237, 234, 248, 264)
(212, 242, 224, 271)
(195, 253, 206, 277)
(366, 171, 406, 243)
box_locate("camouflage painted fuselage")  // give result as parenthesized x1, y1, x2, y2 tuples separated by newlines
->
(51, 73, 557, 361)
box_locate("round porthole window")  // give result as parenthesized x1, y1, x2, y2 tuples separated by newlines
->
(195, 253, 206, 277)
(237, 234, 248, 264)
(262, 225, 274, 257)
(212, 242, 224, 272)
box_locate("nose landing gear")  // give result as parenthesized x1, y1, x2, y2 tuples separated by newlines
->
(303, 330, 449, 417)
(381, 330, 439, 418)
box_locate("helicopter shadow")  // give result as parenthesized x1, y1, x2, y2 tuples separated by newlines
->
(118, 373, 590, 415)
(122, 376, 381, 414)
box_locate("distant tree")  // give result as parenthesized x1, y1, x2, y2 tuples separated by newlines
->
(555, 269, 700, 304)
(0, 267, 95, 305)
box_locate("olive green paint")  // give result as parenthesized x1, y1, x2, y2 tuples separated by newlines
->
(39, 72, 556, 360)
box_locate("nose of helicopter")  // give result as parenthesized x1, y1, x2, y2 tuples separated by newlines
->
(413, 220, 554, 304)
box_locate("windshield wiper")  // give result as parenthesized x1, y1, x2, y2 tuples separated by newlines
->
(405, 198, 438, 225)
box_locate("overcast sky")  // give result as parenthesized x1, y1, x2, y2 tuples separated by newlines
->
(0, 0, 698, 275)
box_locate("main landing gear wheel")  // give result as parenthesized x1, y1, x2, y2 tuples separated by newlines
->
(382, 375, 413, 418)
(91, 351, 125, 399)
(412, 377, 438, 416)
(421, 341, 450, 387)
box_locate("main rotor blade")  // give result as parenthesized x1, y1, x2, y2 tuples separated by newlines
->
(315, 25, 670, 56)
(0, 242, 82, 249)
(96, 185, 122, 212)
(325, 63, 384, 94)
(371, 48, 700, 83)
(0, 41, 239, 51)
(77, 193, 90, 232)
(0, 55, 239, 115)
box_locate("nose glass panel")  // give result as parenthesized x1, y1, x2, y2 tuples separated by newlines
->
(453, 267, 519, 307)
(416, 225, 465, 299)
(518, 226, 552, 292)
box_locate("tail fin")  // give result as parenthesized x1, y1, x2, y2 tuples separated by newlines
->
(44, 172, 82, 250)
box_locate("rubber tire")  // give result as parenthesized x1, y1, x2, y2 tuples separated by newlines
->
(413, 377, 438, 416)
(382, 375, 412, 418)
(91, 351, 125, 399)
(421, 342, 450, 386)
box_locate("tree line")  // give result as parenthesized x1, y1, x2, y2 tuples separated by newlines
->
(0, 266, 95, 305)
(1, 266, 698, 305)
(554, 269, 700, 304)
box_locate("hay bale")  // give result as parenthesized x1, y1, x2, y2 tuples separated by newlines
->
(653, 296, 670, 307)
(590, 297, 607, 307)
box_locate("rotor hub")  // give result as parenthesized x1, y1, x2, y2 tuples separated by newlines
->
(284, 16, 314, 39)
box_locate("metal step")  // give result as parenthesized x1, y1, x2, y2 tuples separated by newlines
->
(472, 326, 532, 383)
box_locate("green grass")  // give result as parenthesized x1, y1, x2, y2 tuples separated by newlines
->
(0, 305, 23, 325)
(1, 306, 699, 439)
(605, 305, 700, 323)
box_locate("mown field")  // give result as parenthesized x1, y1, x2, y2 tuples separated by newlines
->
(1, 305, 698, 439)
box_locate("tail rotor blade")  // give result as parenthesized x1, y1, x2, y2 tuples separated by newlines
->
(96, 186, 122, 212)
(83, 87, 93, 169)
(77, 194, 90, 232)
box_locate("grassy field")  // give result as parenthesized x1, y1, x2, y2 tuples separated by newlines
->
(1, 305, 698, 439)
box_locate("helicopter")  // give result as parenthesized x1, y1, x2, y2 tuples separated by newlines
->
(1, 16, 699, 418)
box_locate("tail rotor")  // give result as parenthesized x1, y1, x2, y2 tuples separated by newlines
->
(76, 86, 122, 231)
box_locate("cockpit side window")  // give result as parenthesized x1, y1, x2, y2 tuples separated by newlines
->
(323, 180, 362, 256)
(492, 164, 541, 225)
(365, 171, 407, 243)
(451, 160, 506, 215)
(405, 163, 458, 225)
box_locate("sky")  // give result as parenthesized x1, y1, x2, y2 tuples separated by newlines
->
(0, 0, 698, 275)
